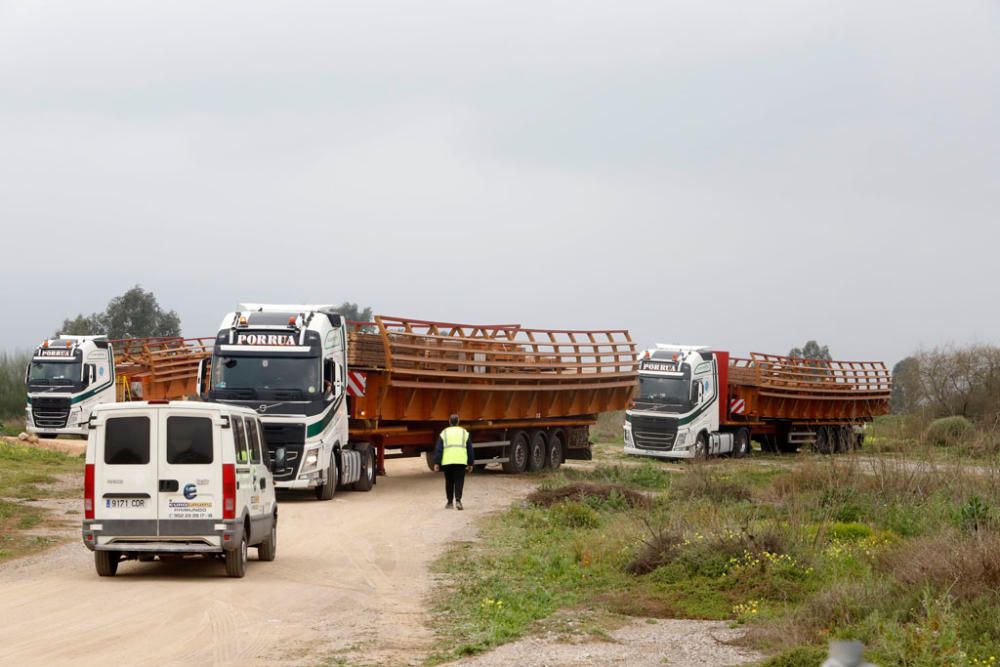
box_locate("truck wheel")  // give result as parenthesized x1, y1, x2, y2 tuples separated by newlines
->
(257, 518, 277, 562)
(733, 428, 750, 459)
(425, 451, 437, 472)
(526, 430, 547, 472)
(501, 430, 528, 474)
(225, 534, 248, 578)
(95, 551, 119, 577)
(546, 431, 564, 471)
(315, 457, 338, 500)
(694, 432, 709, 460)
(352, 445, 375, 492)
(837, 427, 852, 453)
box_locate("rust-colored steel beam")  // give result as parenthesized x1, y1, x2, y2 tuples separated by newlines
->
(348, 316, 638, 423)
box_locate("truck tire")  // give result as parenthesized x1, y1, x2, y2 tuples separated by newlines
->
(352, 444, 375, 492)
(425, 450, 437, 472)
(546, 431, 564, 471)
(257, 518, 277, 562)
(501, 430, 528, 474)
(733, 428, 750, 459)
(316, 457, 338, 500)
(526, 430, 547, 472)
(694, 432, 709, 460)
(95, 551, 119, 577)
(225, 534, 248, 578)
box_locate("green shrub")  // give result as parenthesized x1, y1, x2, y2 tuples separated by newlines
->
(924, 416, 975, 448)
(549, 502, 600, 529)
(828, 522, 874, 542)
(757, 646, 827, 667)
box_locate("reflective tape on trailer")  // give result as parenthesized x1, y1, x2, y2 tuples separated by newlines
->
(729, 398, 746, 415)
(347, 371, 367, 397)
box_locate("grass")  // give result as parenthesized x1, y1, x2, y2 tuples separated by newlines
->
(428, 451, 1000, 666)
(0, 440, 83, 562)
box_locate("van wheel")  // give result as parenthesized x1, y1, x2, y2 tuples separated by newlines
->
(257, 519, 277, 562)
(352, 445, 375, 492)
(95, 551, 119, 577)
(316, 458, 338, 500)
(225, 535, 248, 578)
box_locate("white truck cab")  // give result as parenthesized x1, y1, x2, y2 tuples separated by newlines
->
(82, 401, 278, 578)
(26, 335, 115, 438)
(624, 344, 736, 459)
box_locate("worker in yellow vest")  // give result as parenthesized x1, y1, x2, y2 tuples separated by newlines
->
(432, 414, 475, 509)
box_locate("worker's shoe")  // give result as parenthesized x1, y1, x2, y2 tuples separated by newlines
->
(445, 501, 453, 509)
(456, 500, 464, 511)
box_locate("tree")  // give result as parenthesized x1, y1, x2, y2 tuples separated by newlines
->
(57, 286, 182, 340)
(334, 302, 373, 324)
(891, 356, 920, 414)
(788, 340, 832, 361)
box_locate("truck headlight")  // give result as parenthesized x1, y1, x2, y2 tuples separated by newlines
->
(676, 432, 687, 446)
(301, 449, 320, 472)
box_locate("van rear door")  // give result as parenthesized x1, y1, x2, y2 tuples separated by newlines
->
(157, 410, 223, 531)
(94, 409, 158, 532)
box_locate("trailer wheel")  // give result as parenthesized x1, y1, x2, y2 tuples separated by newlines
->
(815, 427, 832, 455)
(546, 431, 564, 471)
(425, 451, 437, 472)
(352, 444, 375, 492)
(94, 551, 120, 577)
(833, 427, 849, 454)
(733, 428, 750, 459)
(502, 430, 529, 474)
(526, 430, 547, 472)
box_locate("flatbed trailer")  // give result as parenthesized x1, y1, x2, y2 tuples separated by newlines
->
(347, 316, 639, 474)
(624, 344, 891, 459)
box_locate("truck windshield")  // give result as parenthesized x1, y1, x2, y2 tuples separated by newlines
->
(28, 361, 81, 386)
(638, 375, 690, 404)
(213, 356, 321, 398)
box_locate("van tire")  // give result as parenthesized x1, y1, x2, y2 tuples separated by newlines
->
(95, 551, 119, 577)
(316, 457, 338, 500)
(352, 445, 375, 492)
(257, 519, 277, 562)
(225, 535, 248, 578)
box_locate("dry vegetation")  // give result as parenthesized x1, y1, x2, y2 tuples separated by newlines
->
(431, 449, 1000, 667)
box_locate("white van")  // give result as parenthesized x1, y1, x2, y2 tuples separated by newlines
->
(82, 401, 277, 578)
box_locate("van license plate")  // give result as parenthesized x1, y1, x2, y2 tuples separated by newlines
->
(106, 498, 146, 509)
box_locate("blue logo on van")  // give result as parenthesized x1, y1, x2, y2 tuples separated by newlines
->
(183, 484, 198, 500)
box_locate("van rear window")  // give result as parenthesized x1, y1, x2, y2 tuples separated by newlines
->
(104, 417, 150, 465)
(167, 417, 214, 465)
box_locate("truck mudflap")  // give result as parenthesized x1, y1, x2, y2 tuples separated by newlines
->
(82, 519, 245, 553)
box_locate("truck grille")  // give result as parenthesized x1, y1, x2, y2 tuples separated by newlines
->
(267, 445, 301, 481)
(31, 397, 71, 429)
(630, 414, 678, 451)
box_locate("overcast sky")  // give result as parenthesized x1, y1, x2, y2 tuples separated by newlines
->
(1, 1, 998, 365)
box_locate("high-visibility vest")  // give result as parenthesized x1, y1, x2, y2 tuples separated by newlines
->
(440, 426, 470, 466)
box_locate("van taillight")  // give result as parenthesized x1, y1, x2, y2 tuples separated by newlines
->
(84, 463, 95, 519)
(222, 463, 236, 519)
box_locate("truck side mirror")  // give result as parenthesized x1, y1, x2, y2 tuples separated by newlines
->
(196, 358, 207, 399)
(24, 362, 30, 386)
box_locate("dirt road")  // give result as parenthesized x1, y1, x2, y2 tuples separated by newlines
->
(0, 458, 534, 667)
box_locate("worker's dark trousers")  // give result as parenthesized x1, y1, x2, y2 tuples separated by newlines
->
(443, 464, 467, 502)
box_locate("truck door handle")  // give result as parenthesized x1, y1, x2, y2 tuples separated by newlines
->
(159, 479, 179, 492)
(260, 478, 267, 490)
